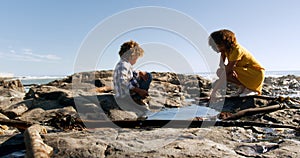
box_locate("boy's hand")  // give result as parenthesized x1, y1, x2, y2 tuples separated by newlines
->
(133, 87, 149, 98)
(137, 89, 149, 98)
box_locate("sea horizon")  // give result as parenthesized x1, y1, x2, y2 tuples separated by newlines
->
(3, 70, 295, 91)
(1, 70, 300, 84)
(5, 70, 299, 78)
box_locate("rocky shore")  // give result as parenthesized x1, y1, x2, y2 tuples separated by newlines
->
(0, 71, 299, 157)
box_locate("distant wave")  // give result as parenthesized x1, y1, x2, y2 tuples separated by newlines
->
(11, 70, 300, 84)
(265, 70, 300, 77)
(0, 72, 14, 77)
(19, 76, 66, 92)
(196, 70, 300, 79)
(17, 76, 66, 80)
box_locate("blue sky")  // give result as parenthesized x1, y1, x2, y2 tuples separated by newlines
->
(0, 0, 299, 76)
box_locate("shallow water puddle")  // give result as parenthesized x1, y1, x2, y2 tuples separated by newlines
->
(147, 104, 219, 120)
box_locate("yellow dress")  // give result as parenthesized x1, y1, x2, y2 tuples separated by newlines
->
(225, 44, 265, 94)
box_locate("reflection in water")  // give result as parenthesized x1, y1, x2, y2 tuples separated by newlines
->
(147, 104, 219, 120)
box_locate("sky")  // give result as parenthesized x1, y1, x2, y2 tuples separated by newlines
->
(0, 0, 300, 77)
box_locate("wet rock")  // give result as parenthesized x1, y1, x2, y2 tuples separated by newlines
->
(0, 113, 9, 120)
(0, 79, 26, 120)
(71, 94, 120, 120)
(235, 142, 279, 157)
(0, 79, 25, 93)
(47, 70, 114, 90)
(0, 89, 25, 111)
(263, 139, 300, 157)
(109, 109, 138, 121)
(164, 98, 182, 108)
(31, 99, 64, 111)
(263, 109, 300, 127)
(0, 133, 25, 157)
(45, 71, 212, 110)
(1, 71, 300, 157)
(24, 85, 72, 100)
(42, 128, 245, 158)
(210, 97, 258, 113)
(152, 72, 181, 85)
(263, 75, 300, 97)
(254, 98, 270, 107)
(96, 94, 119, 112)
(2, 99, 34, 119)
(18, 106, 77, 126)
(43, 129, 118, 158)
(19, 108, 46, 123)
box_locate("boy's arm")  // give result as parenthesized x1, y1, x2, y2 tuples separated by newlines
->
(131, 87, 149, 98)
(115, 62, 133, 96)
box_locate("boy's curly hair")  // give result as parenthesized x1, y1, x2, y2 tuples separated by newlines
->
(119, 40, 144, 60)
(208, 29, 237, 52)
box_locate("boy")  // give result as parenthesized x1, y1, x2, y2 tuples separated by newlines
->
(113, 40, 152, 118)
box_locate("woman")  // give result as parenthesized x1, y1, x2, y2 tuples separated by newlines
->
(208, 29, 265, 96)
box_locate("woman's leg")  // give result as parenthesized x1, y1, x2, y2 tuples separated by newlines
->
(226, 70, 242, 85)
(226, 70, 247, 95)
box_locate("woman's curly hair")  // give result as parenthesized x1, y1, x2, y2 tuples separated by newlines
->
(119, 40, 144, 60)
(208, 29, 237, 52)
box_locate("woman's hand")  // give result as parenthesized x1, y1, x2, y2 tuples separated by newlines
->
(232, 70, 238, 79)
(216, 68, 226, 78)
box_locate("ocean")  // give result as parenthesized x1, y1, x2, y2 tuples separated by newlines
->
(197, 70, 300, 80)
(18, 70, 300, 86)
(264, 70, 300, 77)
(18, 76, 65, 92)
(18, 70, 300, 93)
(19, 76, 65, 85)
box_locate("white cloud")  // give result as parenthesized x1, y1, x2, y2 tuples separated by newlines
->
(22, 48, 33, 53)
(45, 54, 61, 60)
(0, 49, 62, 62)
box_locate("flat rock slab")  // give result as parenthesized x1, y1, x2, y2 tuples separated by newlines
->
(42, 127, 300, 158)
